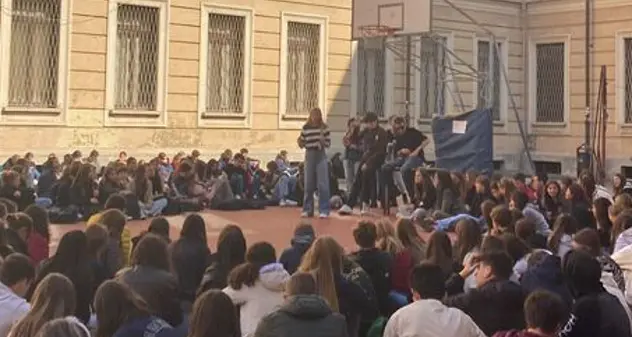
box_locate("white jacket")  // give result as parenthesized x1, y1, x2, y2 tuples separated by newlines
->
(612, 245, 632, 307)
(384, 299, 486, 337)
(600, 266, 632, 332)
(223, 263, 290, 337)
(0, 282, 30, 337)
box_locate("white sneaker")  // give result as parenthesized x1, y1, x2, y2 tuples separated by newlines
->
(301, 212, 313, 218)
(338, 205, 353, 215)
(319, 213, 329, 219)
(279, 200, 287, 207)
(284, 199, 298, 207)
(360, 203, 371, 215)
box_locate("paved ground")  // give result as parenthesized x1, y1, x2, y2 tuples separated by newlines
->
(49, 207, 407, 254)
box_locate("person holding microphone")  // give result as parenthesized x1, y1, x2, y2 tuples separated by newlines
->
(297, 108, 331, 218)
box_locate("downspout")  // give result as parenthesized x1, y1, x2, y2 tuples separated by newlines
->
(584, 0, 591, 162)
(521, 0, 530, 170)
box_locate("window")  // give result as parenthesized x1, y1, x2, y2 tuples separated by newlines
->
(0, 0, 69, 123)
(8, 0, 60, 108)
(105, 0, 167, 124)
(356, 39, 386, 117)
(534, 42, 565, 123)
(476, 40, 502, 121)
(623, 37, 632, 123)
(418, 36, 447, 119)
(279, 13, 327, 127)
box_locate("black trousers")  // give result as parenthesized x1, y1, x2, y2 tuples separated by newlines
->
(346, 162, 378, 208)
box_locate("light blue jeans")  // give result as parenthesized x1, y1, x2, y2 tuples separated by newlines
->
(343, 159, 360, 192)
(35, 197, 53, 208)
(139, 198, 168, 217)
(275, 175, 297, 200)
(303, 149, 330, 215)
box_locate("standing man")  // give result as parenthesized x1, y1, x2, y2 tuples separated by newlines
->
(382, 116, 429, 202)
(339, 112, 388, 215)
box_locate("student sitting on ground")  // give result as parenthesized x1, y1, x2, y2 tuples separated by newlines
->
(0, 253, 35, 337)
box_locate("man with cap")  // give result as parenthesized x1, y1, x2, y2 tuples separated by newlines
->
(279, 223, 316, 274)
(339, 112, 389, 215)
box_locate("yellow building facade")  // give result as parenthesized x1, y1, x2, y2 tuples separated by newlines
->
(0, 0, 631, 176)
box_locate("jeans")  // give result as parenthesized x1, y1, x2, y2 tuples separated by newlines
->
(35, 197, 53, 209)
(343, 159, 360, 192)
(382, 155, 425, 196)
(230, 174, 245, 196)
(303, 149, 330, 215)
(139, 198, 168, 217)
(275, 175, 297, 200)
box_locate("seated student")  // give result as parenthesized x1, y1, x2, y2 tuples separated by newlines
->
(509, 191, 551, 236)
(561, 250, 632, 337)
(94, 280, 181, 337)
(279, 223, 315, 275)
(444, 251, 526, 336)
(490, 205, 514, 236)
(69, 164, 101, 219)
(0, 171, 33, 211)
(131, 217, 171, 255)
(384, 262, 486, 337)
(225, 153, 248, 199)
(254, 272, 347, 337)
(87, 194, 132, 267)
(515, 218, 547, 250)
(129, 164, 168, 218)
(218, 149, 232, 171)
(36, 162, 61, 208)
(5, 213, 32, 256)
(23, 205, 50, 265)
(85, 224, 113, 295)
(348, 221, 393, 316)
(0, 253, 35, 337)
(98, 166, 124, 205)
(263, 161, 298, 207)
(492, 290, 568, 337)
(51, 162, 79, 208)
(519, 251, 573, 308)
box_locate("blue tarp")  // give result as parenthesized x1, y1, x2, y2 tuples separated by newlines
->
(431, 108, 494, 175)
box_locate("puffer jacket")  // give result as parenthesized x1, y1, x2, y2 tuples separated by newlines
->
(253, 295, 347, 337)
(223, 263, 290, 337)
(615, 228, 632, 254)
(612, 244, 632, 309)
(116, 265, 183, 327)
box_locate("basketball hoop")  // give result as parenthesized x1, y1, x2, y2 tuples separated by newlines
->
(360, 25, 396, 49)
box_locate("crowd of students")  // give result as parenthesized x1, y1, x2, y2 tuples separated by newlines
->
(1, 162, 632, 337)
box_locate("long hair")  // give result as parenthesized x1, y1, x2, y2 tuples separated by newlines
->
(305, 107, 326, 128)
(216, 225, 247, 271)
(24, 205, 50, 241)
(132, 234, 171, 271)
(71, 164, 94, 189)
(188, 290, 240, 337)
(612, 210, 632, 248)
(298, 236, 343, 312)
(11, 273, 76, 337)
(85, 224, 109, 260)
(454, 218, 482, 264)
(593, 197, 613, 239)
(228, 242, 276, 290)
(548, 213, 578, 254)
(94, 280, 151, 337)
(34, 318, 90, 337)
(133, 164, 149, 200)
(180, 213, 208, 243)
(395, 218, 425, 260)
(375, 220, 404, 255)
(49, 231, 91, 281)
(425, 231, 454, 275)
(614, 173, 625, 196)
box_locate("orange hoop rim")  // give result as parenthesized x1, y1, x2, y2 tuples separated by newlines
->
(359, 24, 397, 38)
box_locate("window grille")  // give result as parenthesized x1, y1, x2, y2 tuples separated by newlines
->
(477, 40, 502, 121)
(624, 38, 632, 123)
(206, 13, 245, 114)
(285, 21, 320, 116)
(8, 0, 61, 108)
(535, 42, 565, 123)
(115, 4, 159, 111)
(356, 38, 385, 117)
(419, 36, 447, 119)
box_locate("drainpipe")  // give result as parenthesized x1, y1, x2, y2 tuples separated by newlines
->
(584, 0, 591, 162)
(521, 1, 529, 170)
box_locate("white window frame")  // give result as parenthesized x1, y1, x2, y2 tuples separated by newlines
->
(0, 0, 70, 125)
(472, 36, 509, 124)
(615, 31, 632, 128)
(349, 39, 394, 119)
(104, 0, 169, 127)
(414, 31, 454, 123)
(528, 35, 570, 133)
(198, 3, 253, 129)
(278, 12, 328, 130)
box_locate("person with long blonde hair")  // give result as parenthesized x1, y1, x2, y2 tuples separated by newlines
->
(9, 273, 76, 337)
(395, 218, 426, 263)
(297, 107, 331, 218)
(298, 236, 372, 337)
(376, 220, 414, 307)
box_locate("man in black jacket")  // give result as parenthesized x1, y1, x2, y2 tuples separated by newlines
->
(339, 112, 388, 216)
(444, 251, 525, 336)
(254, 272, 348, 337)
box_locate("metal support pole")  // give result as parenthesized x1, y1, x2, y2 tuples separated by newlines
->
(583, 0, 592, 172)
(405, 35, 412, 126)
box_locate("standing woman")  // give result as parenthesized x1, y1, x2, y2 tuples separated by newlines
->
(343, 117, 362, 192)
(297, 108, 331, 218)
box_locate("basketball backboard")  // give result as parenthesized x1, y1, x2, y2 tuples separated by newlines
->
(351, 0, 432, 40)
